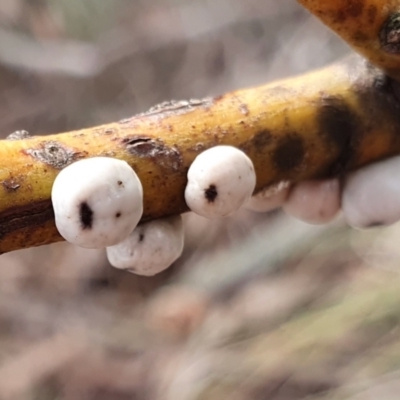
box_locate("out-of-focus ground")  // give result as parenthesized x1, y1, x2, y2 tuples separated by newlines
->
(0, 1, 399, 399)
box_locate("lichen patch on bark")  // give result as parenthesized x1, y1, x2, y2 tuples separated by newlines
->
(139, 98, 214, 119)
(123, 136, 183, 171)
(24, 141, 83, 169)
(6, 130, 31, 140)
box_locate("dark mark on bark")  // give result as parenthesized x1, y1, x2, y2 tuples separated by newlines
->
(205, 184, 218, 203)
(2, 178, 21, 192)
(380, 13, 400, 54)
(123, 136, 182, 171)
(25, 141, 81, 169)
(318, 95, 360, 175)
(79, 202, 93, 230)
(6, 130, 31, 140)
(253, 129, 272, 149)
(139, 233, 144, 242)
(240, 129, 272, 154)
(115, 212, 121, 218)
(367, 5, 377, 24)
(0, 200, 54, 242)
(353, 31, 368, 43)
(272, 134, 305, 172)
(123, 137, 152, 146)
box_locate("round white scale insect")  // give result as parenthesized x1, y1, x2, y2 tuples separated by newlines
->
(342, 156, 400, 229)
(106, 215, 184, 276)
(51, 157, 143, 249)
(283, 179, 340, 225)
(185, 145, 256, 218)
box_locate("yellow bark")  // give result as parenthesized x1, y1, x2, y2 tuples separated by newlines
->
(1, 54, 400, 254)
(298, 0, 400, 81)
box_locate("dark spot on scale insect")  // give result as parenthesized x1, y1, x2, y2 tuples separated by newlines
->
(79, 202, 93, 230)
(117, 180, 123, 186)
(115, 212, 121, 218)
(205, 184, 218, 203)
(139, 233, 145, 242)
(272, 134, 305, 171)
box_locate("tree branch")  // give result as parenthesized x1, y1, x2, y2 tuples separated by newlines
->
(1, 54, 400, 254)
(298, 0, 400, 81)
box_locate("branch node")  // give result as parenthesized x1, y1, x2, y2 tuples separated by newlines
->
(380, 13, 400, 54)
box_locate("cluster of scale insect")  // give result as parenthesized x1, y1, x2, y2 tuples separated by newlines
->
(51, 146, 257, 276)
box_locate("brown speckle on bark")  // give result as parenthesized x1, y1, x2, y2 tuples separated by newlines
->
(332, 1, 363, 23)
(2, 178, 21, 192)
(123, 136, 183, 171)
(347, 0, 363, 18)
(367, 5, 377, 24)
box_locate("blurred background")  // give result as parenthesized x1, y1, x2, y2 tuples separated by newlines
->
(0, 1, 399, 399)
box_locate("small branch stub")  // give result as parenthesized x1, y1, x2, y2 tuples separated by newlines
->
(380, 13, 400, 54)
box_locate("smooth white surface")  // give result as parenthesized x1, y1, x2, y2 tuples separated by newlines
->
(106, 215, 184, 276)
(283, 179, 340, 225)
(343, 157, 400, 229)
(52, 157, 143, 248)
(185, 146, 256, 218)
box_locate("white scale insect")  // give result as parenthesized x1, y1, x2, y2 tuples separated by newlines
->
(51, 157, 143, 249)
(51, 145, 257, 275)
(106, 215, 184, 276)
(185, 145, 257, 218)
(343, 157, 400, 229)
